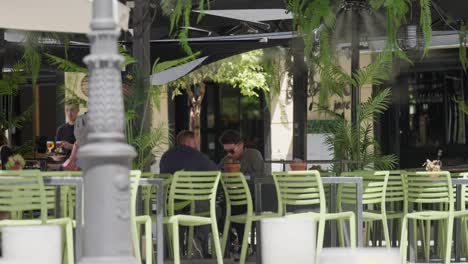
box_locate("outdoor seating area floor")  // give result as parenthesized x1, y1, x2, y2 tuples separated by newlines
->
(163, 256, 257, 263)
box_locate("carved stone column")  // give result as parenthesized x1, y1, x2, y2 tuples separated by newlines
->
(78, 0, 137, 263)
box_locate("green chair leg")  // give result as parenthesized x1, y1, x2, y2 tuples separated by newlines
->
(239, 221, 252, 264)
(424, 220, 431, 262)
(211, 221, 224, 264)
(382, 216, 390, 248)
(172, 222, 181, 264)
(349, 214, 356, 248)
(337, 219, 345, 246)
(221, 219, 231, 254)
(188, 226, 194, 258)
(315, 219, 326, 264)
(400, 216, 408, 264)
(412, 219, 418, 262)
(444, 217, 454, 264)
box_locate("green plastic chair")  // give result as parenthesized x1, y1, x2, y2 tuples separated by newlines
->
(130, 170, 153, 264)
(220, 172, 279, 264)
(456, 172, 468, 258)
(338, 170, 390, 248)
(384, 170, 405, 247)
(164, 171, 223, 264)
(400, 171, 455, 264)
(0, 170, 74, 264)
(141, 172, 193, 258)
(272, 170, 356, 264)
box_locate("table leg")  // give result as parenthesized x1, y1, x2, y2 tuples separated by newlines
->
(156, 181, 164, 264)
(408, 204, 415, 262)
(356, 181, 363, 247)
(456, 184, 462, 262)
(329, 184, 337, 246)
(75, 182, 83, 261)
(255, 182, 262, 264)
(55, 186, 61, 218)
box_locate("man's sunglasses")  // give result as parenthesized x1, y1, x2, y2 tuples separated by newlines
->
(225, 149, 236, 154)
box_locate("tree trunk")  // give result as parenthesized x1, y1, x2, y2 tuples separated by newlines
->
(187, 82, 206, 150)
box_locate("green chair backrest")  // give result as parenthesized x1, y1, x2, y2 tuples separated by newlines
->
(221, 172, 253, 216)
(140, 172, 191, 215)
(385, 170, 405, 202)
(272, 170, 326, 215)
(402, 171, 454, 213)
(41, 171, 83, 177)
(340, 170, 390, 206)
(0, 170, 47, 223)
(168, 171, 221, 217)
(458, 172, 468, 209)
(130, 170, 142, 217)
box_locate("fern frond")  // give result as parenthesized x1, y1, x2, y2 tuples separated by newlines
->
(45, 53, 87, 73)
(353, 51, 392, 87)
(119, 45, 137, 68)
(358, 88, 391, 122)
(152, 52, 200, 74)
(459, 21, 468, 71)
(419, 0, 432, 56)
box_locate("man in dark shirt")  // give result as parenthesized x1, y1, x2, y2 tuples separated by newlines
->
(55, 100, 79, 158)
(160, 130, 217, 173)
(159, 130, 218, 257)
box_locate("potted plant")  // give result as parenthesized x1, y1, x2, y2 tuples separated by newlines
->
(224, 159, 241, 172)
(423, 159, 441, 178)
(289, 158, 307, 171)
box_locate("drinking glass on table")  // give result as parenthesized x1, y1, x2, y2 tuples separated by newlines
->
(55, 141, 63, 153)
(46, 141, 55, 154)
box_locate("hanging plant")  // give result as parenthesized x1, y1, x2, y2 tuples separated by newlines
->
(161, 0, 210, 54)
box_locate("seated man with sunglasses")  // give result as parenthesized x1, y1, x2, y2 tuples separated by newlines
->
(219, 129, 264, 179)
(218, 129, 264, 259)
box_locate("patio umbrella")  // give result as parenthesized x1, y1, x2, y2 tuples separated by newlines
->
(150, 56, 209, 86)
(0, 0, 129, 34)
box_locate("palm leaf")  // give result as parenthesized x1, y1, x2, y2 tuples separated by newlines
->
(45, 53, 87, 73)
(459, 21, 468, 72)
(358, 88, 391, 122)
(353, 51, 392, 87)
(152, 52, 200, 74)
(119, 45, 137, 68)
(419, 0, 432, 56)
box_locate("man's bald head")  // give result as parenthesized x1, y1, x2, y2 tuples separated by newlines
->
(176, 130, 197, 149)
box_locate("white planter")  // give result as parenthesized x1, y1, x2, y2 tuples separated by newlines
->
(261, 217, 315, 264)
(1, 225, 62, 264)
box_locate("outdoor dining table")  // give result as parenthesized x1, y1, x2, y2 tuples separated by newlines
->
(248, 175, 364, 264)
(2, 176, 166, 264)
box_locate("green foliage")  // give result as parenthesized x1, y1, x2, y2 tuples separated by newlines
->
(0, 61, 32, 135)
(130, 122, 171, 171)
(459, 21, 468, 71)
(23, 33, 42, 87)
(307, 120, 340, 134)
(288, 0, 333, 61)
(45, 53, 87, 73)
(169, 49, 269, 98)
(326, 88, 397, 173)
(314, 51, 398, 172)
(161, 0, 210, 54)
(454, 97, 468, 116)
(152, 52, 200, 74)
(419, 0, 432, 56)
